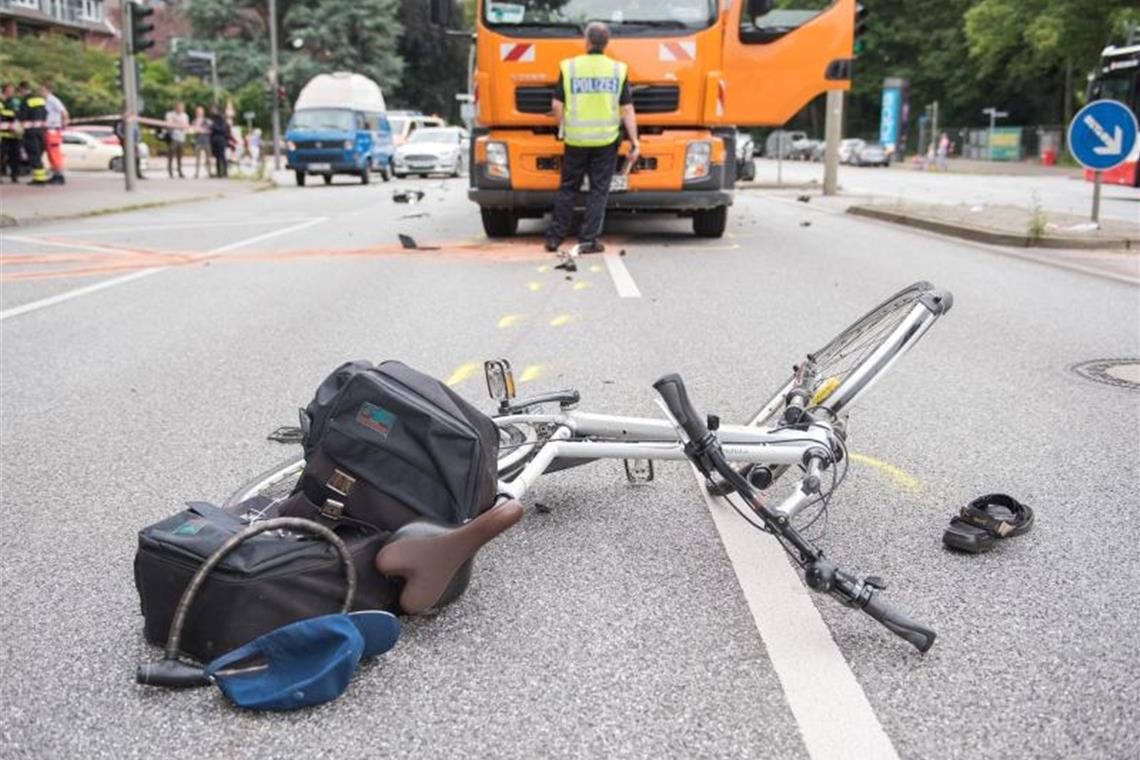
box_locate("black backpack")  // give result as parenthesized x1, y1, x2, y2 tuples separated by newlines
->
(282, 360, 500, 532)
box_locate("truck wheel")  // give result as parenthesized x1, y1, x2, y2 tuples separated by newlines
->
(481, 208, 518, 238)
(360, 165, 370, 185)
(693, 206, 728, 238)
(740, 160, 756, 182)
(295, 171, 306, 187)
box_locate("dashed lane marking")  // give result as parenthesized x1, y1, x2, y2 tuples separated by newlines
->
(497, 314, 526, 328)
(518, 364, 544, 383)
(602, 251, 641, 298)
(0, 217, 328, 322)
(549, 314, 576, 327)
(445, 362, 481, 386)
(527, 281, 545, 292)
(848, 453, 921, 495)
(572, 280, 591, 291)
(589, 264, 603, 273)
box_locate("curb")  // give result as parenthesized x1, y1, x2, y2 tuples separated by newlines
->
(847, 205, 1137, 250)
(0, 181, 275, 229)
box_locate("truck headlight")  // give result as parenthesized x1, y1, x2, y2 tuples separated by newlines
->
(485, 141, 509, 179)
(684, 141, 712, 181)
(343, 140, 353, 150)
(286, 140, 296, 151)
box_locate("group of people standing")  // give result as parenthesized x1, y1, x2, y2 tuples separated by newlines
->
(164, 103, 263, 180)
(1, 80, 69, 185)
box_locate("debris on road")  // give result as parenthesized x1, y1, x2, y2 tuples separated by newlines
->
(399, 212, 430, 220)
(555, 259, 577, 272)
(619, 249, 627, 256)
(393, 189, 425, 204)
(796, 195, 811, 203)
(800, 221, 812, 227)
(267, 426, 304, 444)
(398, 234, 440, 250)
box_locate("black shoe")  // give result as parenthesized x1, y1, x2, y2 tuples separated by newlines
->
(544, 238, 561, 253)
(49, 174, 65, 185)
(577, 241, 605, 254)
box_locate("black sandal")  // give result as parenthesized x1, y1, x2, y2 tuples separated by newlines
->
(942, 494, 1034, 553)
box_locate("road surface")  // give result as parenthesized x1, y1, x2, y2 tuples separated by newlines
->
(2, 175, 1138, 759)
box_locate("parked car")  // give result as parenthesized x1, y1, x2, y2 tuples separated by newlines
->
(765, 130, 807, 159)
(790, 136, 822, 161)
(60, 130, 149, 171)
(285, 71, 395, 186)
(69, 125, 151, 164)
(387, 111, 446, 147)
(838, 138, 866, 165)
(853, 142, 890, 167)
(393, 126, 468, 178)
(735, 132, 756, 181)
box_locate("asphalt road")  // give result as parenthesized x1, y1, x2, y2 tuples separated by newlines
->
(1, 175, 1138, 760)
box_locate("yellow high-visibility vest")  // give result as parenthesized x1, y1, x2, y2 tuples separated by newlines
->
(561, 53, 627, 148)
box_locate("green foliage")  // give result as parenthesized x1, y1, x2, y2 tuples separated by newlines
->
(392, 0, 471, 118)
(0, 36, 121, 116)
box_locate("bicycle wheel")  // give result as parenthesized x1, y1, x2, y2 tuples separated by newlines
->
(224, 418, 542, 508)
(747, 281, 944, 427)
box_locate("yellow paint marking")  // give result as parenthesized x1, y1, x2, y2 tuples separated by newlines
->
(527, 281, 545, 292)
(549, 313, 576, 327)
(849, 453, 921, 494)
(536, 265, 551, 273)
(572, 280, 591, 291)
(497, 314, 525, 328)
(445, 362, 481, 387)
(518, 364, 545, 383)
(589, 265, 603, 273)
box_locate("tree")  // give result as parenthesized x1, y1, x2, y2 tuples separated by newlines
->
(392, 0, 470, 118)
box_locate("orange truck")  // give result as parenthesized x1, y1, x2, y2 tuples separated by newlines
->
(433, 0, 856, 238)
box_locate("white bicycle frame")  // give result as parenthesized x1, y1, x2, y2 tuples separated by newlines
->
(494, 408, 839, 520)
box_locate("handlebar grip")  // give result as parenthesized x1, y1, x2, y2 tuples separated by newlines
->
(653, 373, 710, 444)
(136, 658, 211, 688)
(861, 591, 937, 653)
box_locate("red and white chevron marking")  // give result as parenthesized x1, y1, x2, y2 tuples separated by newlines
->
(659, 41, 696, 62)
(500, 43, 535, 62)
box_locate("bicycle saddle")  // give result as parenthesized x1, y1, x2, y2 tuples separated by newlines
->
(376, 499, 524, 614)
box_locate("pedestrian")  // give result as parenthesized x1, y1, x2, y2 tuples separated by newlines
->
(937, 132, 950, 171)
(545, 21, 639, 254)
(40, 80, 68, 184)
(229, 119, 243, 172)
(209, 106, 230, 178)
(164, 101, 189, 178)
(192, 105, 212, 178)
(18, 81, 48, 186)
(0, 82, 21, 183)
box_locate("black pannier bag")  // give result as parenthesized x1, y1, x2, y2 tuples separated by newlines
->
(135, 360, 500, 660)
(135, 498, 397, 662)
(287, 360, 500, 531)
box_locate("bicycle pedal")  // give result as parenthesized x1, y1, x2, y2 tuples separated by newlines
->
(624, 459, 654, 484)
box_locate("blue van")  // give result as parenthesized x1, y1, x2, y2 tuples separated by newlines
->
(285, 72, 394, 186)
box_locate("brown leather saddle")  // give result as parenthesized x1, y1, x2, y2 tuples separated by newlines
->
(376, 499, 524, 614)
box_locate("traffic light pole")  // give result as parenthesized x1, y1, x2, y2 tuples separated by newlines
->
(121, 3, 137, 191)
(268, 0, 282, 171)
(823, 89, 843, 196)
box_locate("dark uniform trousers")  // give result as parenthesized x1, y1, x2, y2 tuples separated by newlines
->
(548, 141, 619, 245)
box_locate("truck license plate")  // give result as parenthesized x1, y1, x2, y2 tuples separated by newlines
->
(307, 163, 331, 172)
(610, 175, 628, 192)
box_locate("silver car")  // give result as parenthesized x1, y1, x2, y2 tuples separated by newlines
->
(854, 142, 890, 167)
(393, 126, 468, 178)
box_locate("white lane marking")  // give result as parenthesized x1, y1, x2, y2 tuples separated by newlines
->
(602, 251, 641, 298)
(3, 234, 168, 256)
(696, 470, 901, 760)
(0, 217, 327, 322)
(0, 218, 318, 237)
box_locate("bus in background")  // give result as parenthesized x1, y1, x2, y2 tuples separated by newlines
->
(440, 0, 855, 238)
(285, 72, 395, 186)
(1086, 42, 1140, 187)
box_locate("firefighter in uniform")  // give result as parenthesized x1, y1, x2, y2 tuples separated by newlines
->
(1, 83, 20, 183)
(20, 83, 48, 185)
(546, 22, 640, 254)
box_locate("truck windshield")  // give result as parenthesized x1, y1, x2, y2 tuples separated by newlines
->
(288, 109, 356, 132)
(484, 0, 717, 33)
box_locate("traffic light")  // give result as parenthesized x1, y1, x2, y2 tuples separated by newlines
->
(853, 3, 869, 56)
(114, 58, 122, 88)
(129, 2, 156, 55)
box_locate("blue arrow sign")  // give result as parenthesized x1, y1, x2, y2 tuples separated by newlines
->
(1068, 99, 1138, 171)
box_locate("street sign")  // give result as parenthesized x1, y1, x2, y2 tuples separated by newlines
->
(1067, 99, 1138, 172)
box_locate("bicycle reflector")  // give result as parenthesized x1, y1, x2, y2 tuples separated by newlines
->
(484, 359, 516, 402)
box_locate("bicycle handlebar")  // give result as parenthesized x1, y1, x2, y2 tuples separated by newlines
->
(654, 371, 937, 653)
(653, 373, 711, 446)
(858, 589, 937, 653)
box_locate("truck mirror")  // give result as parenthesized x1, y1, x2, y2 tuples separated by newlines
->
(746, 0, 773, 20)
(430, 0, 452, 27)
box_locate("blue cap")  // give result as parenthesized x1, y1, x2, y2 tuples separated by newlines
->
(204, 611, 400, 711)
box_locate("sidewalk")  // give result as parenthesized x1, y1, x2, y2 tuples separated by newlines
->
(0, 171, 273, 228)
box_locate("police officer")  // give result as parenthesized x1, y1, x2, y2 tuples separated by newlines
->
(546, 22, 640, 254)
(0, 83, 20, 183)
(19, 81, 48, 186)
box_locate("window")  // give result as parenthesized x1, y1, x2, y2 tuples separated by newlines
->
(81, 0, 103, 21)
(9, 0, 42, 9)
(741, 0, 834, 44)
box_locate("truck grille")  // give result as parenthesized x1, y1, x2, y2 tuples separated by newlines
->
(293, 140, 339, 149)
(515, 84, 680, 114)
